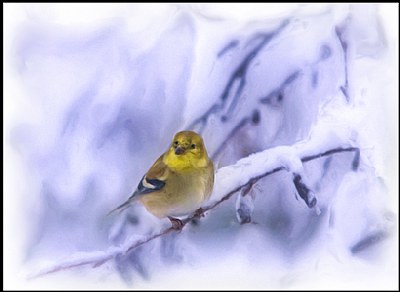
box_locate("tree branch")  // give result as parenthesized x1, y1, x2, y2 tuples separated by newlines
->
(33, 145, 359, 278)
(188, 19, 290, 132)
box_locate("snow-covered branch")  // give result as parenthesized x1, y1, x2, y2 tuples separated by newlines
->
(188, 18, 290, 133)
(34, 142, 359, 278)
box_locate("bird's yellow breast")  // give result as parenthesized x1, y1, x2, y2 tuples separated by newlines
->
(163, 150, 209, 170)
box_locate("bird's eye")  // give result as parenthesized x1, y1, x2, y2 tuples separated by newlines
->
(191, 144, 196, 149)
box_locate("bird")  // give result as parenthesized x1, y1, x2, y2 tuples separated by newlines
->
(108, 130, 214, 229)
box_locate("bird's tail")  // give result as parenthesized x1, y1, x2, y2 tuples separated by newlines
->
(107, 200, 132, 216)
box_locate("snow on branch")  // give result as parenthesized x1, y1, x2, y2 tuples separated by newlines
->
(33, 139, 359, 278)
(188, 18, 290, 133)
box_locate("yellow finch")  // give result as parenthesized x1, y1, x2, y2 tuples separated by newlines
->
(109, 130, 214, 227)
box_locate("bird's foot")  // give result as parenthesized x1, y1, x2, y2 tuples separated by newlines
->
(168, 217, 184, 230)
(194, 207, 206, 218)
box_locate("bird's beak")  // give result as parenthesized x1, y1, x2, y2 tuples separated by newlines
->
(174, 146, 185, 155)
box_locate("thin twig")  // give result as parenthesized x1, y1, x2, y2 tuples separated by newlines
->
(211, 110, 260, 160)
(189, 19, 290, 132)
(335, 22, 350, 102)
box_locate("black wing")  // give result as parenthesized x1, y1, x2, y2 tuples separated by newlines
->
(136, 176, 166, 195)
(107, 176, 166, 216)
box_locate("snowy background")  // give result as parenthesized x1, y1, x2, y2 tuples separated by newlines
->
(4, 3, 399, 289)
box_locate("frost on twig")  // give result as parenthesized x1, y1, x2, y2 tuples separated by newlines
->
(188, 19, 290, 133)
(33, 143, 360, 278)
(235, 181, 257, 224)
(292, 173, 317, 208)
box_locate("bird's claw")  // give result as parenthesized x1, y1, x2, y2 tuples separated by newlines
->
(194, 207, 206, 218)
(168, 217, 184, 230)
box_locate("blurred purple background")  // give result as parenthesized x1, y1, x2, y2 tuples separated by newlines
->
(4, 3, 398, 289)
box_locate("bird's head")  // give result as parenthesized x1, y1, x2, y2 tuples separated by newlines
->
(164, 130, 210, 169)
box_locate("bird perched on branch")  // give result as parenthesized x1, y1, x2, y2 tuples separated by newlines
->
(109, 130, 214, 229)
